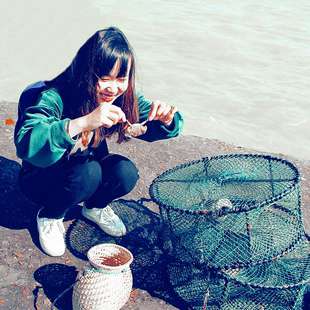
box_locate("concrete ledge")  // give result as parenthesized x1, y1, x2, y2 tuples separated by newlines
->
(1, 100, 309, 309)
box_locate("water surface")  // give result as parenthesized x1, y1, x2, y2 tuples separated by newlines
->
(0, 0, 309, 159)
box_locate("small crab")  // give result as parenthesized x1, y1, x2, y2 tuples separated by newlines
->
(124, 119, 148, 137)
(124, 106, 175, 137)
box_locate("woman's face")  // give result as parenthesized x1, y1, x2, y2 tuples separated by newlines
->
(96, 59, 131, 105)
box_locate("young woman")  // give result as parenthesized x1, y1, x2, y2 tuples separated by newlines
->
(14, 27, 184, 256)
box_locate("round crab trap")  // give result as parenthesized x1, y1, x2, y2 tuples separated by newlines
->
(149, 154, 303, 268)
(167, 235, 310, 310)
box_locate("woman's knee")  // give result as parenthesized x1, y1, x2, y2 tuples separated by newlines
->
(116, 159, 139, 194)
(67, 158, 102, 193)
(101, 156, 139, 195)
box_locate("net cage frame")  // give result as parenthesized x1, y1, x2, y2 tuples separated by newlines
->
(149, 154, 304, 269)
(166, 231, 310, 310)
(167, 258, 309, 310)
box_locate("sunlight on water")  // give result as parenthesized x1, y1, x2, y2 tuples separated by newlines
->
(0, 0, 309, 159)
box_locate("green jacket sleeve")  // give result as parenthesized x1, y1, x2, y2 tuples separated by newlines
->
(14, 89, 75, 168)
(135, 91, 184, 142)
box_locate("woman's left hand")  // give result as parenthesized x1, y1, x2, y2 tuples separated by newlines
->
(148, 100, 178, 127)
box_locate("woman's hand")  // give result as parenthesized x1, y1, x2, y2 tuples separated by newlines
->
(68, 102, 126, 138)
(148, 100, 178, 127)
(87, 102, 126, 129)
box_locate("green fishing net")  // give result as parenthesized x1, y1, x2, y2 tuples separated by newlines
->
(167, 235, 310, 309)
(149, 154, 310, 309)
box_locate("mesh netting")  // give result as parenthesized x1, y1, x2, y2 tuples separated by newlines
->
(167, 235, 310, 309)
(149, 154, 310, 309)
(149, 154, 303, 268)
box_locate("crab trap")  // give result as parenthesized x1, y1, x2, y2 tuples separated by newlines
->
(149, 154, 310, 309)
(167, 234, 310, 309)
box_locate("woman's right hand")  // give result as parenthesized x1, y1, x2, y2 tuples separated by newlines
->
(87, 102, 126, 129)
(68, 102, 126, 138)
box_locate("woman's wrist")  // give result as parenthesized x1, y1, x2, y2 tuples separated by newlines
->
(67, 117, 88, 138)
(65, 121, 79, 141)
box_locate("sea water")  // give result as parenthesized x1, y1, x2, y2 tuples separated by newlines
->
(0, 0, 309, 160)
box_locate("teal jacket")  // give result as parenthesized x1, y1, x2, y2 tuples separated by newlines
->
(14, 82, 184, 168)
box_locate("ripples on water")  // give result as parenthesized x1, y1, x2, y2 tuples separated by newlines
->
(0, 0, 309, 159)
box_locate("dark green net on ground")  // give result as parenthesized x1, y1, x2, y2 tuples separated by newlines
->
(149, 154, 310, 309)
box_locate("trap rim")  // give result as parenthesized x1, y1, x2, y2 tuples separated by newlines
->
(149, 153, 300, 217)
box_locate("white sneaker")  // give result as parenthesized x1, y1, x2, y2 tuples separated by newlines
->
(37, 209, 66, 256)
(82, 204, 126, 237)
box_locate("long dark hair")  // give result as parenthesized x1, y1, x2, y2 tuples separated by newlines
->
(45, 26, 139, 144)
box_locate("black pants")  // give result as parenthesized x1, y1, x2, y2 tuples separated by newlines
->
(18, 153, 139, 219)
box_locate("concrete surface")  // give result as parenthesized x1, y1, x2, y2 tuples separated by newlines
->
(1, 99, 310, 309)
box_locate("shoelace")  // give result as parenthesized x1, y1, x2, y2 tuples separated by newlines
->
(44, 220, 64, 236)
(100, 207, 117, 223)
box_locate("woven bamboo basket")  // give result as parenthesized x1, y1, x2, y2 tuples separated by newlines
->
(72, 243, 133, 310)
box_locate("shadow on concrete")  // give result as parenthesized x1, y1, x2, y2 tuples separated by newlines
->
(0, 156, 43, 252)
(64, 199, 187, 309)
(0, 156, 38, 229)
(0, 155, 186, 308)
(33, 263, 78, 310)
(32, 199, 188, 309)
(0, 156, 85, 253)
